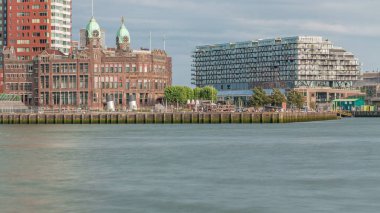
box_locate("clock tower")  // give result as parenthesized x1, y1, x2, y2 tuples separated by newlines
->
(85, 17, 102, 48)
(116, 17, 131, 52)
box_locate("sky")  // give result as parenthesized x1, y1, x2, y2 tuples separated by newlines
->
(73, 0, 380, 86)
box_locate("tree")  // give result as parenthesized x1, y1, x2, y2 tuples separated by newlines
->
(165, 86, 218, 104)
(183, 86, 194, 101)
(164, 86, 187, 105)
(193, 87, 202, 100)
(287, 90, 305, 109)
(250, 87, 271, 108)
(200, 86, 218, 102)
(271, 88, 286, 107)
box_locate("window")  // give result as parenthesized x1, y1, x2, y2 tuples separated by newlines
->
(79, 63, 89, 73)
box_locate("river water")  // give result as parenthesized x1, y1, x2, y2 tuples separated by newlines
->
(0, 118, 379, 213)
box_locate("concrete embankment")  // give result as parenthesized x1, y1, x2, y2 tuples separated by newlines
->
(0, 112, 337, 124)
(353, 111, 380, 117)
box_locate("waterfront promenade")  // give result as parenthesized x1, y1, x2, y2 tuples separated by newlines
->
(0, 112, 337, 124)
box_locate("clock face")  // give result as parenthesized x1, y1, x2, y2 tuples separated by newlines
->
(92, 30, 100, 37)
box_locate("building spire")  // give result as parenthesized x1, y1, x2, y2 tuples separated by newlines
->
(163, 34, 166, 51)
(121, 16, 125, 24)
(150, 31, 152, 51)
(92, 0, 94, 17)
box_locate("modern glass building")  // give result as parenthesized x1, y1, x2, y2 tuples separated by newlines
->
(192, 36, 361, 94)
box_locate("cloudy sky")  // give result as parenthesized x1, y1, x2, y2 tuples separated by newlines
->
(73, 0, 380, 86)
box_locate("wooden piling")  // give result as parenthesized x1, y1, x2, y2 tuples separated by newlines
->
(0, 112, 338, 125)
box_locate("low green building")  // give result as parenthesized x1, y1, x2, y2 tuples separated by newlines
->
(332, 99, 365, 111)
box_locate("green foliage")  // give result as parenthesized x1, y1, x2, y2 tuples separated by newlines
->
(271, 88, 286, 107)
(287, 90, 305, 109)
(165, 86, 218, 105)
(250, 87, 271, 107)
(200, 86, 218, 101)
(183, 86, 194, 101)
(164, 86, 188, 104)
(193, 87, 202, 100)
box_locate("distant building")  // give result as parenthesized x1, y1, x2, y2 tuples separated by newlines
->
(71, 41, 80, 53)
(3, 0, 72, 58)
(357, 72, 380, 107)
(0, 1, 6, 92)
(2, 16, 172, 111)
(192, 36, 362, 107)
(295, 87, 365, 110)
(332, 98, 365, 111)
(362, 72, 380, 84)
(0, 0, 7, 55)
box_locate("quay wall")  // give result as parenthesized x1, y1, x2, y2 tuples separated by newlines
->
(0, 112, 337, 125)
(353, 111, 380, 117)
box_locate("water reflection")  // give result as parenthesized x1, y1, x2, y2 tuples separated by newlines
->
(0, 126, 80, 213)
(0, 121, 380, 213)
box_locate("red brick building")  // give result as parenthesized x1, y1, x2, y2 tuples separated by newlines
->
(1, 0, 72, 94)
(6, 0, 72, 59)
(0, 72, 3, 93)
(2, 17, 172, 111)
(2, 47, 34, 105)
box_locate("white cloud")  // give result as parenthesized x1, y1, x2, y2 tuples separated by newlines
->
(74, 0, 380, 85)
(232, 17, 380, 37)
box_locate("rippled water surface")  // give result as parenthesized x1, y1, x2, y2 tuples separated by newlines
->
(0, 118, 379, 213)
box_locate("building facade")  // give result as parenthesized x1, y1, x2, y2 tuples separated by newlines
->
(295, 87, 365, 110)
(5, 0, 72, 60)
(357, 72, 380, 107)
(0, 0, 7, 92)
(2, 16, 172, 111)
(0, 0, 6, 51)
(192, 36, 361, 91)
(50, 0, 72, 55)
(2, 46, 34, 104)
(0, 0, 7, 49)
(0, 0, 72, 93)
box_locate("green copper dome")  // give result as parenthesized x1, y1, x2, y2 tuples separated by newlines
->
(117, 17, 131, 44)
(86, 17, 101, 39)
